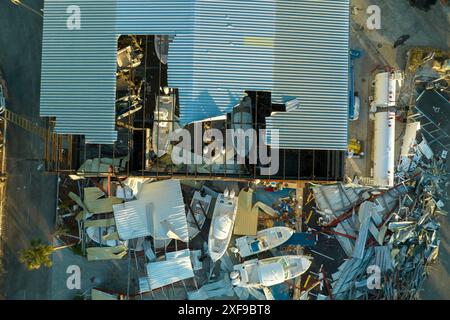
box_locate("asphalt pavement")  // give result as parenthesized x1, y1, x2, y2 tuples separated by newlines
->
(0, 0, 57, 300)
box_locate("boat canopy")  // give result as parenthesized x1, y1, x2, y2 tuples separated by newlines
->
(257, 262, 285, 287)
(214, 215, 233, 240)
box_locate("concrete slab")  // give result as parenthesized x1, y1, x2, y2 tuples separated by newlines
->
(51, 247, 139, 300)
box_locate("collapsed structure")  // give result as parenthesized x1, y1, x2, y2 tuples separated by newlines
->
(33, 0, 448, 301)
(39, 0, 350, 181)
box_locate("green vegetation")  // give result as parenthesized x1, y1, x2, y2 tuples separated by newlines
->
(19, 239, 73, 270)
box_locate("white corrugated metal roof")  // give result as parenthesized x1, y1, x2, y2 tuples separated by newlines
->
(116, 0, 194, 35)
(113, 180, 187, 241)
(146, 251, 194, 290)
(40, 0, 118, 144)
(41, 0, 349, 149)
(113, 200, 152, 240)
(137, 179, 189, 242)
(118, 0, 350, 149)
(266, 0, 350, 150)
(138, 277, 151, 294)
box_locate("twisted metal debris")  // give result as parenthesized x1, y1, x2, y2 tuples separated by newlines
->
(311, 133, 447, 300)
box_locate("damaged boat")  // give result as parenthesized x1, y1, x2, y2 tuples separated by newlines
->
(152, 91, 176, 157)
(233, 227, 294, 258)
(230, 255, 312, 288)
(208, 189, 238, 263)
(187, 190, 212, 240)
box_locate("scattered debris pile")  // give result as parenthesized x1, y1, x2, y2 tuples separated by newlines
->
(55, 121, 447, 301)
(310, 132, 447, 299)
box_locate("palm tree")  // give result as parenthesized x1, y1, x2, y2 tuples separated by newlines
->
(9, 0, 43, 18)
(53, 224, 79, 241)
(19, 239, 73, 270)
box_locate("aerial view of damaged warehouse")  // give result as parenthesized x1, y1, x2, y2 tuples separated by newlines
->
(0, 0, 449, 301)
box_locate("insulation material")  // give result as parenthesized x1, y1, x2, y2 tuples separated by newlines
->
(84, 187, 105, 203)
(84, 218, 116, 228)
(77, 157, 128, 175)
(233, 189, 257, 236)
(85, 197, 123, 215)
(86, 246, 128, 261)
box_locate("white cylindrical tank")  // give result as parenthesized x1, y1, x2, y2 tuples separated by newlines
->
(372, 72, 396, 108)
(373, 111, 396, 187)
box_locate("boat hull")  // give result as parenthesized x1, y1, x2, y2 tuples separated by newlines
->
(187, 191, 212, 240)
(235, 226, 294, 258)
(208, 193, 238, 262)
(231, 255, 312, 288)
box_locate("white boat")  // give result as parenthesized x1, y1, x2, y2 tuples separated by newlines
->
(187, 191, 212, 240)
(208, 190, 238, 263)
(234, 227, 294, 258)
(152, 93, 175, 157)
(230, 255, 312, 288)
(154, 35, 171, 65)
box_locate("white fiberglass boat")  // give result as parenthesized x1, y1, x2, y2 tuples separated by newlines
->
(230, 255, 312, 288)
(187, 191, 212, 240)
(152, 93, 175, 157)
(154, 35, 170, 65)
(234, 227, 294, 258)
(208, 189, 238, 263)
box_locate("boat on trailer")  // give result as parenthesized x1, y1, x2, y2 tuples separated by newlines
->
(208, 189, 238, 263)
(230, 255, 312, 288)
(234, 226, 294, 258)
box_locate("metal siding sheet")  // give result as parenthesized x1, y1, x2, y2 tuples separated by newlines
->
(113, 200, 152, 240)
(146, 254, 195, 290)
(136, 180, 189, 242)
(113, 180, 188, 241)
(116, 0, 195, 35)
(41, 0, 118, 144)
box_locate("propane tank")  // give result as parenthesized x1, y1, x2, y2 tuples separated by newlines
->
(373, 111, 396, 187)
(372, 72, 397, 110)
